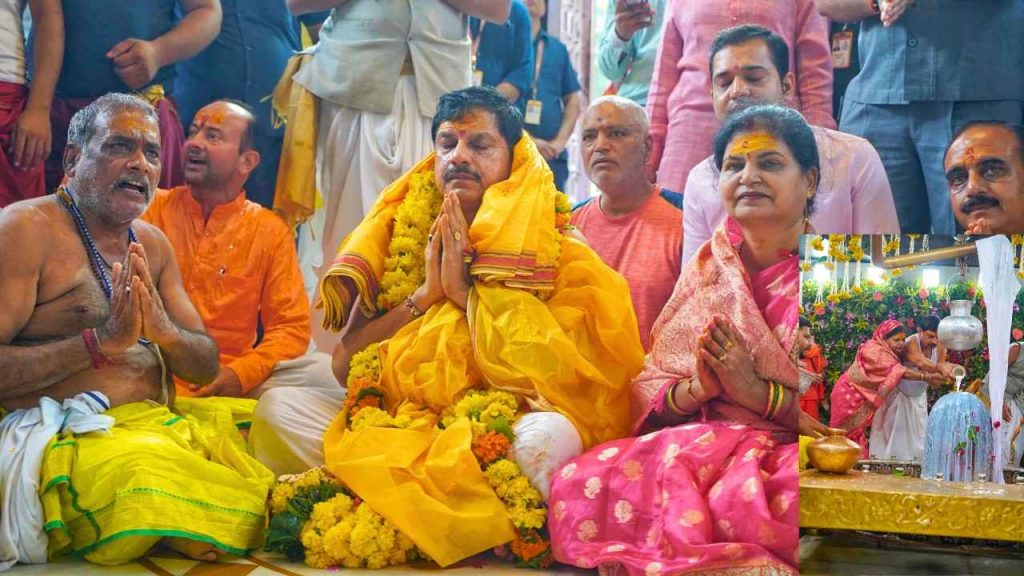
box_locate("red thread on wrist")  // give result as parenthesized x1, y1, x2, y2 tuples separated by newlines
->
(82, 328, 110, 369)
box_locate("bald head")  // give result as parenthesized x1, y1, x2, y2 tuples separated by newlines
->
(581, 95, 653, 195)
(183, 100, 261, 193)
(587, 95, 649, 133)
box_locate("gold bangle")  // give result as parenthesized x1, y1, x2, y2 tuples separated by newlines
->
(666, 379, 693, 416)
(764, 381, 784, 420)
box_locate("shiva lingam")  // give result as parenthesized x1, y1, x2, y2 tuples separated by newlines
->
(806, 428, 862, 474)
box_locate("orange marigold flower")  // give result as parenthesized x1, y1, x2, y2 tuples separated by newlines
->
(510, 531, 551, 564)
(343, 378, 384, 419)
(472, 431, 511, 465)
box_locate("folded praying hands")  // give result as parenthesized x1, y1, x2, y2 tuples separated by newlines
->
(697, 315, 763, 406)
(97, 242, 177, 357)
(417, 193, 474, 311)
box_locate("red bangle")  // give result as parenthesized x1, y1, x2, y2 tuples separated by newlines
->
(82, 328, 110, 369)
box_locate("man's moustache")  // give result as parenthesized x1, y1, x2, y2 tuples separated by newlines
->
(727, 96, 771, 114)
(444, 167, 481, 181)
(960, 195, 1000, 214)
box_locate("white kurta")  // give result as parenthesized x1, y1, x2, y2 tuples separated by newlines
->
(297, 76, 434, 353)
(870, 333, 933, 461)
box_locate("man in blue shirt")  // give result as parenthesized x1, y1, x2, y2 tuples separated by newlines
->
(43, 0, 222, 193)
(174, 2, 329, 208)
(523, 0, 581, 192)
(817, 0, 1024, 234)
(470, 0, 533, 102)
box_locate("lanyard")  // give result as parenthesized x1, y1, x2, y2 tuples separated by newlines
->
(530, 35, 546, 99)
(472, 20, 487, 68)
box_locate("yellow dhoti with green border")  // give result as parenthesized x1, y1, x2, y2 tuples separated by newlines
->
(39, 397, 273, 565)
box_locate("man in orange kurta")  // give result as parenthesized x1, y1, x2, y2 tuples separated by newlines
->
(798, 316, 827, 422)
(142, 100, 337, 399)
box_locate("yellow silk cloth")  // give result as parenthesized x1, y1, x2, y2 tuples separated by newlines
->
(319, 135, 566, 330)
(799, 435, 814, 470)
(40, 398, 273, 565)
(320, 138, 645, 567)
(271, 53, 321, 230)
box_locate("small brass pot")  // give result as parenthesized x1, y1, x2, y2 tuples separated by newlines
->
(806, 429, 862, 474)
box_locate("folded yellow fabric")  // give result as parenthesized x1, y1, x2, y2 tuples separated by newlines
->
(271, 53, 321, 230)
(41, 399, 273, 565)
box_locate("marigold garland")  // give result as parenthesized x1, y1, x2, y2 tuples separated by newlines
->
(377, 171, 443, 311)
(267, 467, 420, 569)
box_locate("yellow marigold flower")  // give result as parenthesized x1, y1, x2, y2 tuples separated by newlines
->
(485, 459, 522, 487)
(377, 170, 443, 310)
(510, 506, 548, 530)
(345, 342, 381, 388)
(480, 402, 516, 426)
(810, 237, 825, 251)
(826, 293, 840, 304)
(823, 262, 835, 271)
(800, 262, 811, 272)
(270, 483, 295, 514)
(350, 407, 398, 431)
(891, 269, 903, 277)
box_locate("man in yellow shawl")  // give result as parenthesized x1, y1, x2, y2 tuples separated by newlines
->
(251, 86, 645, 567)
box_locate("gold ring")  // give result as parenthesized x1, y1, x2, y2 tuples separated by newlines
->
(717, 353, 726, 361)
(454, 231, 462, 241)
(724, 340, 733, 350)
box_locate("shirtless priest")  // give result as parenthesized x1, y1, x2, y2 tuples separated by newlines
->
(0, 94, 273, 568)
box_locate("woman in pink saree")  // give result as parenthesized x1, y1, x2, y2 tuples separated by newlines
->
(548, 105, 819, 575)
(828, 321, 944, 457)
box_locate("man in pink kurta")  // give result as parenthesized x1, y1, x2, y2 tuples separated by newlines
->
(572, 96, 682, 351)
(647, 0, 835, 192)
(682, 25, 898, 264)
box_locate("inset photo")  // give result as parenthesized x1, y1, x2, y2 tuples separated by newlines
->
(797, 234, 1024, 567)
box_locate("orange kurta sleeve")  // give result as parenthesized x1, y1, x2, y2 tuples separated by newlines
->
(227, 222, 311, 393)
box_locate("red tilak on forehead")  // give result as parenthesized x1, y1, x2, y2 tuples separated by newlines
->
(193, 110, 227, 127)
(965, 146, 976, 163)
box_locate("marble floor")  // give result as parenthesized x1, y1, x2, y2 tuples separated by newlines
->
(800, 533, 1024, 575)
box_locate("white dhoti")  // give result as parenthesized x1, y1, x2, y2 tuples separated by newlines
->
(249, 386, 346, 477)
(244, 352, 338, 399)
(870, 378, 929, 461)
(298, 76, 434, 353)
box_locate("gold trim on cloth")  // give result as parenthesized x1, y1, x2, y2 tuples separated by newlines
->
(800, 470, 1024, 541)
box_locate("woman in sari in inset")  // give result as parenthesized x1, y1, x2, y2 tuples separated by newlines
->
(830, 320, 946, 457)
(548, 104, 819, 575)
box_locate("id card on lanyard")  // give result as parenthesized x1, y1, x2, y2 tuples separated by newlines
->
(472, 20, 486, 86)
(525, 36, 545, 125)
(831, 25, 853, 70)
